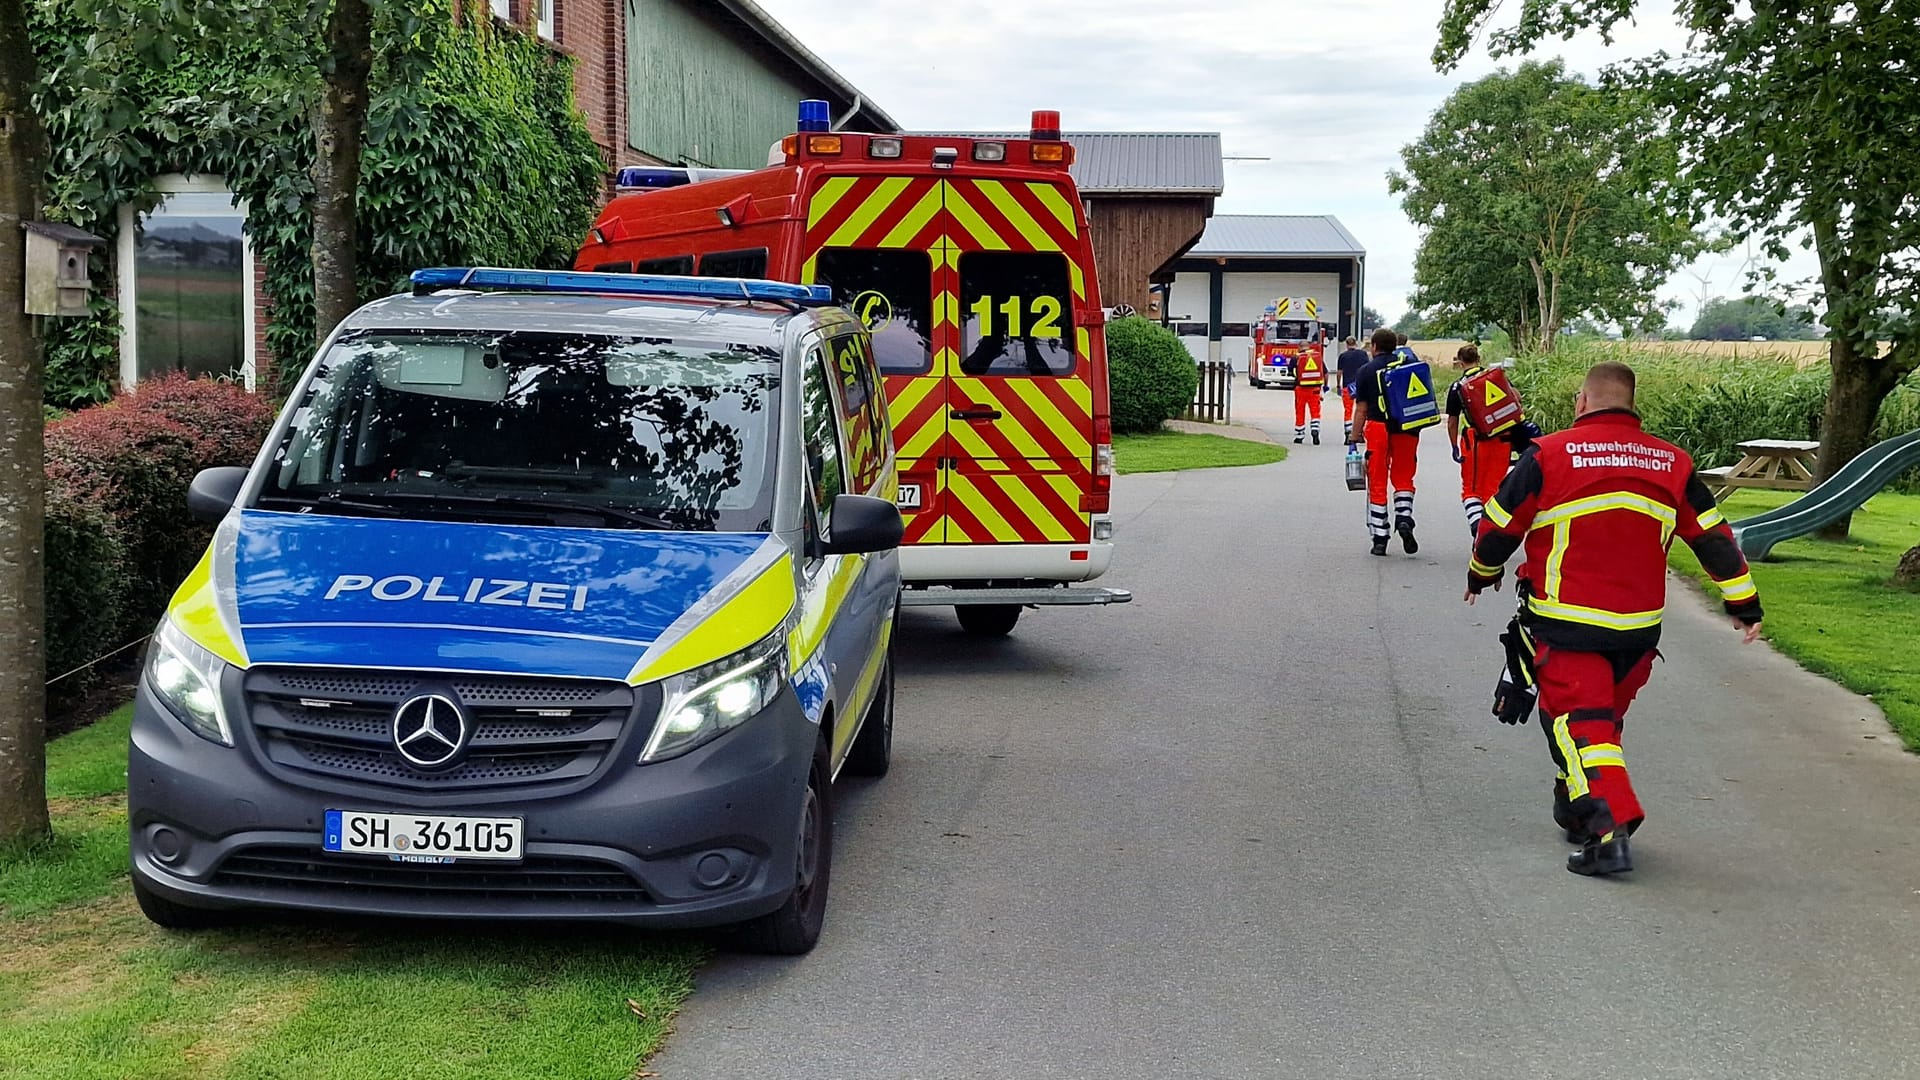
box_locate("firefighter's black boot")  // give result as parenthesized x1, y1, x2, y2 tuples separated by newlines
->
(1567, 833, 1632, 877)
(1312, 428, 1321, 445)
(1370, 537, 1389, 557)
(1396, 518, 1419, 555)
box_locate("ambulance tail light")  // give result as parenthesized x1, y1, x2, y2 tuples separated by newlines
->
(1085, 414, 1113, 514)
(869, 137, 904, 159)
(806, 134, 844, 155)
(973, 141, 1007, 162)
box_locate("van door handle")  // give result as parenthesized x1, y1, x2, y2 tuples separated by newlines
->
(950, 407, 1003, 421)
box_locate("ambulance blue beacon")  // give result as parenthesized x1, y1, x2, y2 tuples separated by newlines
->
(128, 267, 905, 954)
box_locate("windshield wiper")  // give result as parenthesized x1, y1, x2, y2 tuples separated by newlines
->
(442, 464, 598, 490)
(325, 489, 692, 530)
(255, 493, 408, 517)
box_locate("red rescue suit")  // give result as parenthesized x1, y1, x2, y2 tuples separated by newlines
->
(1467, 409, 1762, 841)
(1292, 352, 1327, 442)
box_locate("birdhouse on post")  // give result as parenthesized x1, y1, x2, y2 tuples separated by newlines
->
(23, 221, 104, 317)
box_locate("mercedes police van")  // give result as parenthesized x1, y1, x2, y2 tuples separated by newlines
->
(127, 267, 903, 954)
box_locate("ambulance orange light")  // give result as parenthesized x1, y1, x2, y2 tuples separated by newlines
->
(781, 134, 797, 158)
(807, 134, 843, 155)
(1030, 143, 1067, 164)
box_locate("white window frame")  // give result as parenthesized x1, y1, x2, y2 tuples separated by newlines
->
(117, 174, 257, 392)
(489, 0, 509, 20)
(537, 0, 554, 40)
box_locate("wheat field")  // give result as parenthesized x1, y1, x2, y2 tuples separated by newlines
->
(1410, 339, 1840, 365)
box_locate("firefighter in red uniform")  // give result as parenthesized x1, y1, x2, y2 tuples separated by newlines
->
(1292, 347, 1329, 444)
(1466, 362, 1764, 876)
(1446, 345, 1513, 536)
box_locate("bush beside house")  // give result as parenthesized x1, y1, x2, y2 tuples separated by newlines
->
(45, 377, 275, 697)
(1107, 317, 1200, 433)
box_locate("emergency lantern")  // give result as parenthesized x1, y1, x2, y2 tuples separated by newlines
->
(1460, 366, 1524, 437)
(1381, 358, 1442, 431)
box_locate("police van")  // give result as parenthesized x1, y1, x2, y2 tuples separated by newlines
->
(127, 268, 903, 954)
(577, 103, 1130, 636)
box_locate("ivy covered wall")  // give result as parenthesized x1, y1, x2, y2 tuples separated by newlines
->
(28, 0, 606, 405)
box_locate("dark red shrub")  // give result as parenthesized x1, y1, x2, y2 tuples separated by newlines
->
(119, 373, 276, 469)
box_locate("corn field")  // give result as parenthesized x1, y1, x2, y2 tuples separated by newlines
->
(1497, 342, 1920, 491)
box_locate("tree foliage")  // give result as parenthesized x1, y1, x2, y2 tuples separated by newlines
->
(29, 0, 605, 401)
(1389, 59, 1700, 354)
(1361, 305, 1387, 332)
(1689, 296, 1820, 341)
(1432, 0, 1920, 528)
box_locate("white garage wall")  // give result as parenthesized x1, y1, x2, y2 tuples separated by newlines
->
(1163, 271, 1342, 363)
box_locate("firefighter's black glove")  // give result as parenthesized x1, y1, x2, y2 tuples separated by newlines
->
(1466, 565, 1504, 596)
(1726, 597, 1763, 627)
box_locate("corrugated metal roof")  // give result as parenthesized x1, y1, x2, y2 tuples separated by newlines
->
(911, 131, 1224, 196)
(1186, 215, 1365, 258)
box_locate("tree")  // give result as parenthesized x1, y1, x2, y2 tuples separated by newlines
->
(312, 0, 374, 348)
(1390, 60, 1700, 354)
(0, 0, 52, 844)
(1434, 1, 1920, 537)
(1689, 296, 1820, 341)
(1361, 305, 1387, 332)
(1390, 309, 1430, 338)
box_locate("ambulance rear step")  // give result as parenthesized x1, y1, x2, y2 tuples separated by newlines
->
(900, 586, 1132, 607)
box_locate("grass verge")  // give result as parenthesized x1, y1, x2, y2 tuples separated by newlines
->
(1671, 489, 1920, 749)
(1115, 429, 1287, 474)
(1, 709, 705, 1080)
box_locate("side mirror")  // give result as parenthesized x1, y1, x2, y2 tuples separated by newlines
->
(820, 493, 904, 555)
(187, 467, 249, 526)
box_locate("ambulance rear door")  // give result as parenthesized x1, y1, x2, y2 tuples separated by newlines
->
(939, 176, 1094, 547)
(801, 174, 947, 543)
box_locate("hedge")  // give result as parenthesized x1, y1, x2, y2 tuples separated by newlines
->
(45, 376, 276, 696)
(1107, 317, 1200, 433)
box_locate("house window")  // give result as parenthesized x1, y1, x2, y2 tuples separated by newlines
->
(537, 0, 554, 39)
(489, 0, 509, 19)
(117, 175, 256, 391)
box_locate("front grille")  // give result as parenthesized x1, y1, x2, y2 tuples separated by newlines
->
(244, 668, 640, 792)
(212, 846, 649, 903)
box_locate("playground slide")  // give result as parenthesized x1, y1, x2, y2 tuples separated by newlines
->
(1731, 426, 1920, 560)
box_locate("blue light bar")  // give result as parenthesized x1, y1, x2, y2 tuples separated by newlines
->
(409, 267, 835, 306)
(797, 99, 831, 133)
(615, 166, 691, 190)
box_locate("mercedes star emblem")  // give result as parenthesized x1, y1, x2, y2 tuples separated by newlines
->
(391, 694, 469, 769)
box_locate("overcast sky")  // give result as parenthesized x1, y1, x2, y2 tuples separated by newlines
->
(754, 0, 1820, 328)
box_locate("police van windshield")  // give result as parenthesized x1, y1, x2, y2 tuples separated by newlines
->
(259, 330, 780, 532)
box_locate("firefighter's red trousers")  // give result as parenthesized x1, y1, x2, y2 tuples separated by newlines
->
(1341, 385, 1355, 423)
(1364, 421, 1419, 537)
(1535, 643, 1655, 838)
(1294, 384, 1323, 429)
(1459, 429, 1509, 533)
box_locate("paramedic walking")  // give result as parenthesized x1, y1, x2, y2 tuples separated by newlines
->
(1292, 346, 1330, 444)
(1335, 335, 1369, 441)
(1465, 362, 1764, 877)
(1446, 345, 1512, 536)
(1350, 327, 1435, 557)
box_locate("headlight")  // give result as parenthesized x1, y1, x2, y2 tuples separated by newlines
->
(640, 631, 789, 763)
(146, 618, 234, 746)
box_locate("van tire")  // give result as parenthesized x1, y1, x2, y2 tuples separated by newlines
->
(737, 736, 833, 955)
(956, 604, 1021, 636)
(844, 649, 894, 778)
(132, 878, 227, 930)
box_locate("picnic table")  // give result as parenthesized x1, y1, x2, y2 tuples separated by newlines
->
(1701, 439, 1821, 500)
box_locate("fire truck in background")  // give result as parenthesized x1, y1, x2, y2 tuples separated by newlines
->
(1247, 296, 1324, 390)
(577, 102, 1129, 636)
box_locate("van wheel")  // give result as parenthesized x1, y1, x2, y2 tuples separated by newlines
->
(844, 650, 894, 778)
(132, 877, 227, 930)
(738, 736, 833, 955)
(956, 604, 1021, 636)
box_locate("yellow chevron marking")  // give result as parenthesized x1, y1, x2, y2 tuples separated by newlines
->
(886, 376, 934, 424)
(800, 252, 819, 284)
(993, 475, 1073, 541)
(1006, 378, 1091, 457)
(1054, 371, 1094, 414)
(1076, 327, 1090, 360)
(975, 181, 1058, 252)
(933, 291, 958, 329)
(1029, 182, 1079, 237)
(1069, 261, 1085, 302)
(944, 184, 1010, 250)
(1044, 472, 1086, 513)
(897, 415, 945, 460)
(929, 235, 963, 270)
(947, 474, 1021, 541)
(933, 345, 957, 377)
(946, 418, 1001, 462)
(807, 177, 858, 229)
(946, 518, 973, 543)
(957, 381, 1050, 459)
(826, 176, 913, 248)
(879, 183, 943, 248)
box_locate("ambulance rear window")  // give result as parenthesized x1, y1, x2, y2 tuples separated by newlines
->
(959, 253, 1074, 377)
(812, 249, 933, 375)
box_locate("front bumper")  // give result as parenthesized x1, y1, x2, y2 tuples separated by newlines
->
(127, 678, 817, 928)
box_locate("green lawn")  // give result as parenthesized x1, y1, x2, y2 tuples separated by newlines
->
(1671, 489, 1920, 749)
(1114, 429, 1287, 474)
(0, 708, 704, 1080)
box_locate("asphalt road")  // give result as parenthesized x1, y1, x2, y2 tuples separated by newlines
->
(652, 383, 1920, 1079)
